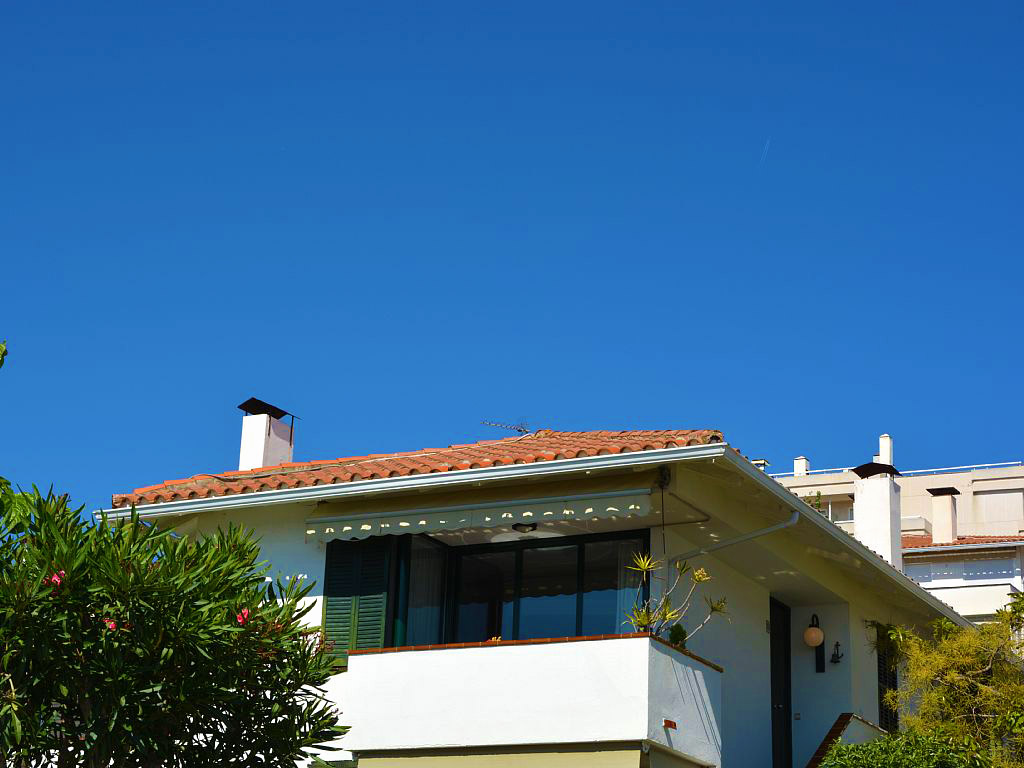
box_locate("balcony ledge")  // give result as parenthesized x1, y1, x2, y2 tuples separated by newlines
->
(348, 631, 724, 674)
(334, 633, 724, 766)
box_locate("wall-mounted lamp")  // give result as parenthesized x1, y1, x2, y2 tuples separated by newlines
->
(512, 522, 537, 533)
(803, 615, 824, 647)
(804, 614, 826, 673)
(830, 642, 844, 664)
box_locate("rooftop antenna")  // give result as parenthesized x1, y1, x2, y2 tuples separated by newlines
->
(482, 420, 531, 435)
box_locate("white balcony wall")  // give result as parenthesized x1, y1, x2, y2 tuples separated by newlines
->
(336, 636, 722, 767)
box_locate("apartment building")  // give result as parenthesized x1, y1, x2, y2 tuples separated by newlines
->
(771, 435, 1024, 623)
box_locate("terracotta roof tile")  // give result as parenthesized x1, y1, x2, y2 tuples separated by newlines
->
(111, 428, 724, 509)
(902, 534, 1024, 550)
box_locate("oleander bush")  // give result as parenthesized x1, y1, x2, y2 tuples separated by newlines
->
(0, 482, 342, 767)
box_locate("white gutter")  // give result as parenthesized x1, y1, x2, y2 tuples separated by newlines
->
(719, 449, 972, 628)
(96, 442, 728, 520)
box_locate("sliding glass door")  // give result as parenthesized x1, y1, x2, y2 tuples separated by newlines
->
(519, 545, 579, 639)
(454, 551, 516, 642)
(451, 531, 647, 642)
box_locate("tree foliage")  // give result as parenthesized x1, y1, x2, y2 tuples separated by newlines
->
(825, 598, 1024, 768)
(885, 597, 1024, 767)
(0, 484, 342, 767)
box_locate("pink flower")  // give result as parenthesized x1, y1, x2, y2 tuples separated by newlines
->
(103, 619, 117, 631)
(45, 570, 66, 588)
(236, 608, 250, 626)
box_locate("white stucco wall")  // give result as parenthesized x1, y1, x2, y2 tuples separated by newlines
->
(338, 637, 722, 766)
(789, 603, 852, 768)
(188, 502, 326, 627)
(653, 526, 771, 768)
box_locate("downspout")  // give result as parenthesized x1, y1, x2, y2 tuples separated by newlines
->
(670, 507, 801, 566)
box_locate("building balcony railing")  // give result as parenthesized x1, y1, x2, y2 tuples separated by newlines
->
(329, 633, 723, 766)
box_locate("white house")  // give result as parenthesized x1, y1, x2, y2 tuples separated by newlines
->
(102, 401, 967, 768)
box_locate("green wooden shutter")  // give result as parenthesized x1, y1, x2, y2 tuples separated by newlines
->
(323, 538, 391, 662)
(353, 538, 390, 649)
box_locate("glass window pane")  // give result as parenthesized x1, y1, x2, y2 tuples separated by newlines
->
(456, 551, 515, 642)
(581, 538, 643, 636)
(519, 545, 578, 640)
(407, 537, 445, 645)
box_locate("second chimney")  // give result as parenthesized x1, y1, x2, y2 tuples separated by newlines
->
(238, 397, 295, 471)
(928, 487, 960, 545)
(874, 434, 894, 466)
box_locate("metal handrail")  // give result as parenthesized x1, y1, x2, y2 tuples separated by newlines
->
(770, 460, 1023, 480)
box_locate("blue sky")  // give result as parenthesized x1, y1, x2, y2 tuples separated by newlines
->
(2, 2, 1022, 512)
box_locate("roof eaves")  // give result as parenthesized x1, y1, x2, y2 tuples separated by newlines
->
(96, 441, 730, 519)
(720, 451, 972, 628)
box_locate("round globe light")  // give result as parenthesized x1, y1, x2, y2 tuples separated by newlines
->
(803, 625, 824, 648)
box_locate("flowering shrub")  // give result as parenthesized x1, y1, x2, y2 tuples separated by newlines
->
(0, 482, 342, 766)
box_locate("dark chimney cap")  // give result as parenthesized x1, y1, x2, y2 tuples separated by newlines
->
(926, 487, 960, 497)
(852, 462, 901, 479)
(237, 397, 290, 421)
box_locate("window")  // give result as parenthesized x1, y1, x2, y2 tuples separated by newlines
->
(452, 531, 648, 643)
(455, 551, 516, 642)
(904, 553, 1018, 584)
(830, 502, 854, 523)
(581, 538, 643, 635)
(325, 530, 649, 651)
(406, 536, 446, 645)
(877, 642, 898, 732)
(519, 545, 579, 639)
(322, 538, 392, 662)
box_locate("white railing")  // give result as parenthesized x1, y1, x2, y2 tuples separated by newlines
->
(771, 460, 1023, 480)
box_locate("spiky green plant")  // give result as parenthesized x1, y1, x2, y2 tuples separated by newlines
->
(624, 552, 727, 644)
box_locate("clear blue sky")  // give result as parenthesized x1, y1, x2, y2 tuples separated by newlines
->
(2, 2, 1022, 512)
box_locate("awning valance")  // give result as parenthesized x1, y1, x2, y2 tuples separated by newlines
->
(305, 489, 654, 541)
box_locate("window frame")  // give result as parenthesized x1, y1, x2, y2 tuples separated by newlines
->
(444, 528, 650, 643)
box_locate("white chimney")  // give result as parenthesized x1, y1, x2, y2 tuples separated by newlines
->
(852, 470, 902, 571)
(238, 398, 295, 471)
(874, 434, 894, 466)
(794, 456, 810, 476)
(928, 487, 959, 545)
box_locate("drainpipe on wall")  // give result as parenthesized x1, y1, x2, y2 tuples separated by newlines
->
(670, 507, 801, 566)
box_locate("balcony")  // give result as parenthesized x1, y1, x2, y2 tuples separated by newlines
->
(334, 633, 723, 766)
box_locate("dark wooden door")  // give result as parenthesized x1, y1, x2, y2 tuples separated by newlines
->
(769, 598, 793, 768)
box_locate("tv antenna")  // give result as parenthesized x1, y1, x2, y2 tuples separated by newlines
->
(482, 420, 531, 435)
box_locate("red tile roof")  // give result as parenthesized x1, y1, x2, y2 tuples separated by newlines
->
(902, 534, 1024, 550)
(111, 428, 724, 509)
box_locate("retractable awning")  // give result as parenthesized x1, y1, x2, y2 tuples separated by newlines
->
(304, 489, 654, 541)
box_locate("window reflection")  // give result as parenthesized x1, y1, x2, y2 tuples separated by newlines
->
(581, 538, 643, 635)
(456, 551, 515, 642)
(519, 546, 578, 639)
